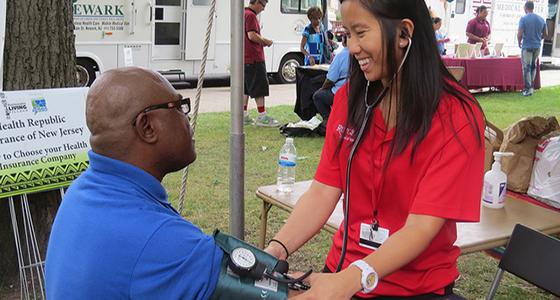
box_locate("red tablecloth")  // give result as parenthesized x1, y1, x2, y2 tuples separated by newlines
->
(507, 190, 560, 212)
(442, 57, 541, 91)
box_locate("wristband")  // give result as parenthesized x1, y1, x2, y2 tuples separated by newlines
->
(269, 239, 290, 258)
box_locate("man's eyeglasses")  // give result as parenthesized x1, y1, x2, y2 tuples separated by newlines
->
(131, 97, 191, 126)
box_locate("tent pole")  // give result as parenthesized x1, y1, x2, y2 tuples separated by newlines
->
(229, 0, 245, 240)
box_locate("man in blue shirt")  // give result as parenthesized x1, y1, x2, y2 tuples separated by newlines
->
(518, 1, 547, 96)
(45, 67, 222, 299)
(312, 35, 349, 127)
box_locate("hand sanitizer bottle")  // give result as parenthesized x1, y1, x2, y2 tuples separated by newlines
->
(482, 152, 514, 209)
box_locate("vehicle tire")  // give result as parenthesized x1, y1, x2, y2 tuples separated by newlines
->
(277, 53, 303, 84)
(76, 58, 98, 87)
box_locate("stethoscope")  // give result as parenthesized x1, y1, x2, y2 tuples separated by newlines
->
(335, 36, 412, 272)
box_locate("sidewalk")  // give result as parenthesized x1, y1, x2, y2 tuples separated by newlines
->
(178, 69, 560, 114)
(178, 83, 297, 114)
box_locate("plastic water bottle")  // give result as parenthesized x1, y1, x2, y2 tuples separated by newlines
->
(277, 138, 297, 192)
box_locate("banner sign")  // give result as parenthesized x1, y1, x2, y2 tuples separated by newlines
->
(0, 87, 90, 198)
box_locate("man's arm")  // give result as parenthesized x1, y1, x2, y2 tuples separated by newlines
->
(320, 79, 335, 90)
(248, 31, 273, 47)
(518, 18, 524, 48)
(542, 22, 548, 40)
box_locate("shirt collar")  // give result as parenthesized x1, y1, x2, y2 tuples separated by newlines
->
(245, 7, 257, 14)
(476, 18, 487, 24)
(373, 108, 395, 142)
(87, 150, 169, 205)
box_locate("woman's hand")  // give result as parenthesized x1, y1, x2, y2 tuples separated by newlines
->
(309, 56, 316, 65)
(264, 242, 287, 260)
(289, 269, 361, 300)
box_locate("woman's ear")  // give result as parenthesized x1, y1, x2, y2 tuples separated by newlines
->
(398, 18, 415, 48)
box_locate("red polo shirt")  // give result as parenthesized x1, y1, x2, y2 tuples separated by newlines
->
(244, 8, 265, 64)
(466, 17, 491, 45)
(315, 81, 484, 297)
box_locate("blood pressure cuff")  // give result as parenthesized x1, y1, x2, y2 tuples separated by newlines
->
(210, 230, 288, 300)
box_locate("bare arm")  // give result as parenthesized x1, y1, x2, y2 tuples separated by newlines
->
(300, 36, 316, 65)
(466, 32, 485, 43)
(320, 79, 335, 90)
(291, 214, 446, 299)
(266, 180, 341, 260)
(542, 24, 548, 40)
(300, 36, 310, 57)
(248, 31, 273, 47)
(518, 29, 523, 48)
(360, 214, 445, 279)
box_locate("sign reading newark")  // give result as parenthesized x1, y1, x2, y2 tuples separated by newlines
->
(0, 88, 90, 198)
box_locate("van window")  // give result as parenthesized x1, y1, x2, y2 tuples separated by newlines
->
(455, 0, 466, 14)
(156, 0, 180, 5)
(281, 0, 322, 14)
(193, 0, 211, 5)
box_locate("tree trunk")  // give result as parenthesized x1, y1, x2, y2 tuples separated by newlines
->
(0, 0, 77, 289)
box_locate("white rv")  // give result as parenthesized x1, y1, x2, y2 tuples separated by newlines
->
(426, 0, 559, 65)
(73, 0, 326, 86)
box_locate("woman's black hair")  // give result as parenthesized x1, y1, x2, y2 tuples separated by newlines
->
(338, 0, 483, 163)
(476, 5, 488, 14)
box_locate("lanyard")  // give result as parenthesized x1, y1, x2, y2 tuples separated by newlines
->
(370, 107, 392, 228)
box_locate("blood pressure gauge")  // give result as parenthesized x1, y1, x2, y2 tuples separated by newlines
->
(228, 247, 257, 276)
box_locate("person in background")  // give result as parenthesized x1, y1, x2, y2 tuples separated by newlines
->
(45, 67, 222, 299)
(312, 34, 349, 126)
(243, 0, 280, 127)
(433, 17, 450, 55)
(301, 6, 328, 66)
(466, 5, 491, 55)
(326, 30, 340, 58)
(518, 1, 547, 97)
(266, 0, 484, 298)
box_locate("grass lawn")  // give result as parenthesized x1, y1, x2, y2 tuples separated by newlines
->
(164, 85, 560, 299)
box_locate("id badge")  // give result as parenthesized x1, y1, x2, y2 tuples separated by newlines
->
(359, 222, 389, 250)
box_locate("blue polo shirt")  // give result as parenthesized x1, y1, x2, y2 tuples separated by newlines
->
(45, 151, 222, 299)
(519, 13, 546, 49)
(326, 47, 349, 94)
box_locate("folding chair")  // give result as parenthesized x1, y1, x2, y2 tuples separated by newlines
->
(486, 224, 560, 299)
(455, 43, 470, 58)
(473, 42, 483, 57)
(493, 43, 504, 57)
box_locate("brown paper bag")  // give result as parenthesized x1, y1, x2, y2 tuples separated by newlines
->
(499, 116, 559, 193)
(484, 121, 503, 172)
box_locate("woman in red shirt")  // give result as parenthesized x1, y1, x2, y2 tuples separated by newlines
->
(466, 5, 491, 55)
(266, 0, 485, 299)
